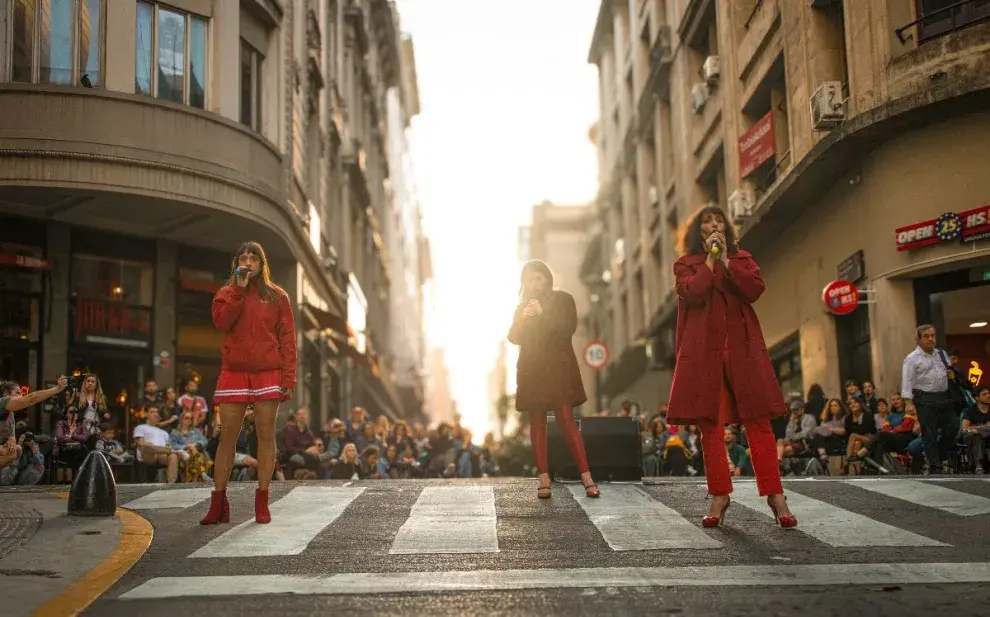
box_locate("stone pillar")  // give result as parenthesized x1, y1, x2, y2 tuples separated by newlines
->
(0, 0, 9, 83)
(212, 0, 241, 122)
(871, 276, 918, 398)
(105, 0, 136, 93)
(153, 241, 177, 387)
(43, 223, 71, 383)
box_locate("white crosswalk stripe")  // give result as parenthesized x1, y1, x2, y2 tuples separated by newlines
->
(123, 487, 213, 510)
(843, 479, 990, 516)
(188, 486, 365, 558)
(389, 486, 499, 554)
(730, 489, 949, 547)
(568, 484, 722, 550)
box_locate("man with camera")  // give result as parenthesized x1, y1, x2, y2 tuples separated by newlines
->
(0, 377, 68, 484)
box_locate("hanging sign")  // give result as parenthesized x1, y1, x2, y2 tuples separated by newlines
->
(822, 280, 859, 315)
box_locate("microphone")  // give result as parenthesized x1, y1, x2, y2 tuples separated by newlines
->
(233, 266, 249, 277)
(710, 240, 720, 256)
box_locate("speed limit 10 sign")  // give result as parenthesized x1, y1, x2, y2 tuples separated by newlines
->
(583, 341, 609, 370)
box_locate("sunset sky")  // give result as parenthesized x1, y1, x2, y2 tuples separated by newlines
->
(396, 0, 601, 438)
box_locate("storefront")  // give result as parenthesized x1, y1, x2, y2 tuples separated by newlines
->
(897, 208, 990, 388)
(0, 218, 49, 428)
(68, 230, 156, 418)
(175, 247, 231, 403)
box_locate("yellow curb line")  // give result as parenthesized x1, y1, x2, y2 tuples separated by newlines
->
(30, 496, 153, 617)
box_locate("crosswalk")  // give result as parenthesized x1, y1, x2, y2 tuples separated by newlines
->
(114, 478, 990, 599)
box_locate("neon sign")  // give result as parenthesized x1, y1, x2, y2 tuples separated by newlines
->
(969, 361, 983, 386)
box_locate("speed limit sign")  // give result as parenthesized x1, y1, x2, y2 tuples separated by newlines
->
(583, 341, 609, 370)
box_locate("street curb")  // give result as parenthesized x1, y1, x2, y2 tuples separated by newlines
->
(28, 500, 153, 617)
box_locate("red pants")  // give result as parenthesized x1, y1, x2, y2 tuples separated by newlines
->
(699, 373, 783, 497)
(529, 406, 590, 475)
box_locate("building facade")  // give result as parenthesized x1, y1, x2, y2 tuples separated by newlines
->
(0, 0, 430, 431)
(587, 0, 990, 407)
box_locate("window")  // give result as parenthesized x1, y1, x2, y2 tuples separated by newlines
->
(71, 255, 154, 307)
(836, 305, 872, 387)
(770, 333, 803, 397)
(135, 1, 207, 108)
(240, 38, 263, 130)
(9, 0, 104, 87)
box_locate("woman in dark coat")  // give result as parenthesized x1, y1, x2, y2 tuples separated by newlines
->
(667, 205, 796, 529)
(508, 260, 599, 499)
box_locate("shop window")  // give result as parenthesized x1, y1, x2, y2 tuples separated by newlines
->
(9, 0, 104, 87)
(836, 305, 872, 387)
(71, 255, 154, 306)
(769, 333, 803, 396)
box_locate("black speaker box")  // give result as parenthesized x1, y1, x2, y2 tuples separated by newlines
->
(547, 415, 641, 482)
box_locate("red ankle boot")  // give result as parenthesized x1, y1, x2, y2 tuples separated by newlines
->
(200, 490, 229, 525)
(255, 489, 271, 524)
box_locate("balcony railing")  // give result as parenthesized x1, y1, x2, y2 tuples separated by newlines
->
(896, 0, 990, 43)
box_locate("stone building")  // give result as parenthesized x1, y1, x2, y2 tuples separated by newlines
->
(0, 0, 429, 431)
(586, 0, 990, 410)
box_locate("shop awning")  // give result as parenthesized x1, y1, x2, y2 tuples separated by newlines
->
(301, 302, 350, 336)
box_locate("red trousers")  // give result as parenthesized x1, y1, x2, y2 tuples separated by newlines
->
(529, 406, 590, 475)
(699, 371, 783, 497)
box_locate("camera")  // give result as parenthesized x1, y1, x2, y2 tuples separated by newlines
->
(21, 431, 34, 444)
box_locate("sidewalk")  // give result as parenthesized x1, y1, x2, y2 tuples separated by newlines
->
(0, 488, 152, 617)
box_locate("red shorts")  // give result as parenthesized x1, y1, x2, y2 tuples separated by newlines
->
(214, 369, 282, 403)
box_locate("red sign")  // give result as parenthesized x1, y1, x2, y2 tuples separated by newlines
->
(822, 280, 859, 315)
(74, 299, 151, 346)
(960, 205, 990, 242)
(0, 253, 51, 270)
(739, 111, 776, 178)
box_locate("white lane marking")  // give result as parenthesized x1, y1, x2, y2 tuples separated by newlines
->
(118, 562, 990, 598)
(188, 487, 365, 558)
(389, 486, 498, 554)
(730, 490, 948, 547)
(567, 484, 721, 550)
(843, 479, 990, 517)
(123, 488, 214, 510)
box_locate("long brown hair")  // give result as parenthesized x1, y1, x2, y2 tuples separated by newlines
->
(676, 204, 741, 256)
(226, 241, 282, 302)
(518, 259, 555, 301)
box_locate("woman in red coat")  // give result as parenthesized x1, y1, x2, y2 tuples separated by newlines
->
(508, 260, 599, 499)
(667, 206, 797, 529)
(200, 241, 296, 525)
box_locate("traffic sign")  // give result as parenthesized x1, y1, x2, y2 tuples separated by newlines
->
(583, 341, 609, 370)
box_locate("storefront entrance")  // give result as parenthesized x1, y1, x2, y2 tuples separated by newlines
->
(915, 265, 990, 386)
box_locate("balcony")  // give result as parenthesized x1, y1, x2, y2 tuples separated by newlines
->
(896, 0, 990, 44)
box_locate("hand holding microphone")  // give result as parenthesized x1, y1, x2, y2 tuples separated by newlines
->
(234, 266, 252, 288)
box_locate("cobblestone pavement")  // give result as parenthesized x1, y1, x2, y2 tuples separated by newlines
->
(0, 501, 43, 560)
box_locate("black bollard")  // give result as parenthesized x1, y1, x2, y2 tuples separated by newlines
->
(67, 449, 118, 517)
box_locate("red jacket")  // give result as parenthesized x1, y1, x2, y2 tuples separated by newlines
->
(211, 283, 297, 389)
(667, 250, 786, 425)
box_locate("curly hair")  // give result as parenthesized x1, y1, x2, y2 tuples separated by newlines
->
(676, 204, 740, 256)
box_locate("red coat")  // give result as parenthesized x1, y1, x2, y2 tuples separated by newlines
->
(212, 283, 297, 390)
(666, 250, 785, 425)
(508, 290, 587, 413)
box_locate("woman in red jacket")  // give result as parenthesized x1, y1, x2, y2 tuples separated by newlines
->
(667, 205, 796, 529)
(508, 260, 599, 499)
(200, 241, 296, 525)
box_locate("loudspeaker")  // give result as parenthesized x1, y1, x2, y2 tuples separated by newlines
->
(547, 415, 641, 482)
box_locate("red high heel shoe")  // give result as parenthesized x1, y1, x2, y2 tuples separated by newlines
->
(702, 496, 730, 528)
(767, 495, 797, 529)
(199, 490, 230, 525)
(255, 489, 271, 524)
(582, 480, 600, 498)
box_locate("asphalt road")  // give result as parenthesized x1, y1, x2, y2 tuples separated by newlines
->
(85, 477, 990, 616)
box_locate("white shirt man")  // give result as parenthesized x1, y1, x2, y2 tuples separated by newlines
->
(901, 324, 958, 473)
(133, 409, 178, 482)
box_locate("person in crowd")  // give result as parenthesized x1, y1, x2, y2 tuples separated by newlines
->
(156, 386, 180, 430)
(666, 204, 796, 529)
(169, 410, 212, 483)
(95, 422, 132, 465)
(178, 379, 210, 429)
(901, 325, 959, 474)
(68, 374, 111, 426)
(843, 396, 877, 474)
(961, 385, 990, 473)
(201, 241, 296, 525)
(508, 259, 599, 499)
(1, 379, 66, 483)
(134, 408, 179, 483)
(778, 397, 817, 462)
(329, 442, 359, 479)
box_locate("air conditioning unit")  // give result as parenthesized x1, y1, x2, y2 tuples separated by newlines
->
(702, 55, 721, 86)
(811, 81, 845, 131)
(729, 186, 756, 220)
(691, 83, 709, 114)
